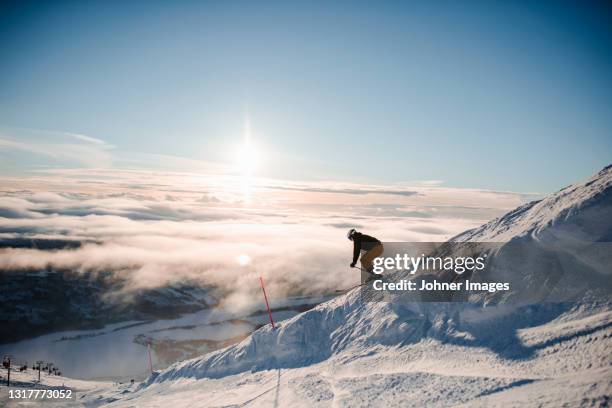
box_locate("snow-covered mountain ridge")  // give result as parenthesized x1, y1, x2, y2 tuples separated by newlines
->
(453, 165, 612, 242)
(84, 167, 612, 407)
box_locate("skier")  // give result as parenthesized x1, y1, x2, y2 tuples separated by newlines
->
(347, 228, 383, 275)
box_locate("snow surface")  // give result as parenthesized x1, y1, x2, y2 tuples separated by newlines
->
(5, 166, 612, 407)
(0, 369, 109, 407)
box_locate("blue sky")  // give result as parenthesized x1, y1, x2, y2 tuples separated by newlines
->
(1, 0, 611, 192)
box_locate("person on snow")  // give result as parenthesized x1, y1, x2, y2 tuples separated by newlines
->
(347, 228, 383, 275)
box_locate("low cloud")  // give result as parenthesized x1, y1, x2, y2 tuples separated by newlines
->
(0, 169, 530, 313)
(266, 184, 419, 197)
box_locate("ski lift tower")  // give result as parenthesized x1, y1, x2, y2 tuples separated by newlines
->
(35, 360, 45, 382)
(2, 355, 14, 386)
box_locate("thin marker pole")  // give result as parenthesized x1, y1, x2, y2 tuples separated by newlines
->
(147, 342, 153, 374)
(259, 276, 276, 329)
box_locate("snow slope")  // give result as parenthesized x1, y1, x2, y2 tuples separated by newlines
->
(448, 165, 612, 306)
(453, 165, 612, 242)
(76, 167, 612, 406)
(0, 368, 110, 407)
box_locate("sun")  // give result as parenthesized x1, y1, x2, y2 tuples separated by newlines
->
(234, 117, 260, 176)
(236, 140, 259, 176)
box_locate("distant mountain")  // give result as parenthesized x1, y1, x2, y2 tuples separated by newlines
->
(0, 260, 216, 344)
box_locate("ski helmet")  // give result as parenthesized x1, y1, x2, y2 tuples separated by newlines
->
(347, 228, 356, 240)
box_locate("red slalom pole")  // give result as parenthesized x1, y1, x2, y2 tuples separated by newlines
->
(259, 276, 276, 329)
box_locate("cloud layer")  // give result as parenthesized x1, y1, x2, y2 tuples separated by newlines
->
(0, 169, 534, 312)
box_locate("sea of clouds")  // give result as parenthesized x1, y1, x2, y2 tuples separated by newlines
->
(0, 168, 534, 312)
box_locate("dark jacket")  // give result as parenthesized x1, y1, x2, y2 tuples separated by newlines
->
(352, 232, 381, 264)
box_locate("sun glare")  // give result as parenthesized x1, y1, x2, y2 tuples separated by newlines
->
(237, 254, 251, 266)
(235, 117, 260, 177)
(236, 140, 259, 176)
